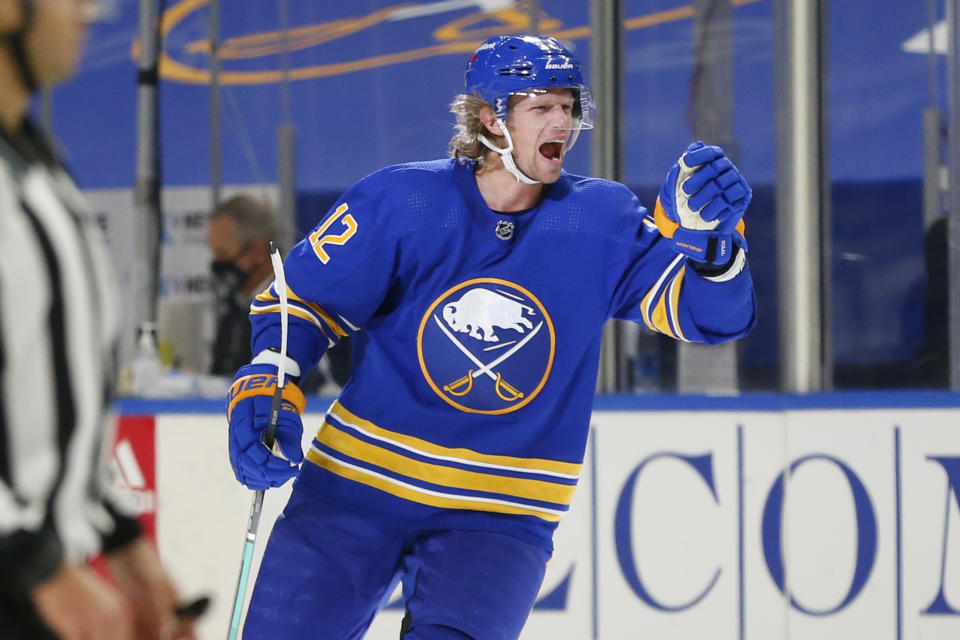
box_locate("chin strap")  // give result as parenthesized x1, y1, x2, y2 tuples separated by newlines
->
(2, 0, 38, 93)
(477, 117, 540, 185)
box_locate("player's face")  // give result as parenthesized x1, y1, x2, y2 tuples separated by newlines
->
(26, 0, 92, 88)
(506, 89, 577, 184)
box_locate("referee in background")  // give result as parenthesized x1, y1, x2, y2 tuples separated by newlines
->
(0, 1, 196, 638)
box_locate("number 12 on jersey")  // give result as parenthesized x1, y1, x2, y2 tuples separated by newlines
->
(309, 203, 357, 263)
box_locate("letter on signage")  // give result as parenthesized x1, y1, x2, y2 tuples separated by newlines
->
(614, 453, 721, 611)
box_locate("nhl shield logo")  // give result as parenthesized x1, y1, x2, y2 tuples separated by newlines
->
(495, 220, 514, 240)
(417, 278, 555, 415)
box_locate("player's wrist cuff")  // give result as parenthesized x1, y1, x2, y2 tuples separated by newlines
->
(691, 247, 746, 282)
(251, 348, 302, 378)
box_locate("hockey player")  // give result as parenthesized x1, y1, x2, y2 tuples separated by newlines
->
(227, 35, 756, 639)
(0, 1, 196, 638)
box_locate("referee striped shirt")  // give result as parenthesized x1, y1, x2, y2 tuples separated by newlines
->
(0, 122, 140, 597)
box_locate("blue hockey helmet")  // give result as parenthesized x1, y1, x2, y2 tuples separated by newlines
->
(464, 35, 594, 128)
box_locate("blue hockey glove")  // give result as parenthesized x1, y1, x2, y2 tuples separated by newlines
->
(227, 364, 307, 490)
(654, 141, 751, 265)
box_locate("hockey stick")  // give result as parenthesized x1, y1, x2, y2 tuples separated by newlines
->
(226, 242, 289, 640)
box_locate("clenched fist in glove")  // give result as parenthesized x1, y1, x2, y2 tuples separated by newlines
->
(227, 364, 307, 490)
(655, 141, 751, 266)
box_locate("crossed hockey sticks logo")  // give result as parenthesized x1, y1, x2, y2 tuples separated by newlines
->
(432, 315, 544, 402)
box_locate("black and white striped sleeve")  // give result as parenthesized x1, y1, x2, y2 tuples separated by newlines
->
(0, 156, 68, 595)
(0, 135, 140, 597)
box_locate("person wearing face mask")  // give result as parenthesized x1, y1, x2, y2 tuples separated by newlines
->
(207, 195, 354, 389)
(207, 194, 279, 376)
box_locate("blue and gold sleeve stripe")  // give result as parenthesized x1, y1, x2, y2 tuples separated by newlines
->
(639, 254, 690, 342)
(304, 401, 582, 522)
(250, 282, 351, 343)
(666, 265, 688, 341)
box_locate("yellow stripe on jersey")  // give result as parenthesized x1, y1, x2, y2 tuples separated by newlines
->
(250, 303, 331, 338)
(639, 287, 657, 332)
(327, 402, 582, 478)
(648, 287, 677, 339)
(285, 287, 348, 336)
(254, 285, 348, 337)
(306, 449, 565, 522)
(640, 254, 684, 337)
(667, 266, 688, 342)
(316, 421, 578, 506)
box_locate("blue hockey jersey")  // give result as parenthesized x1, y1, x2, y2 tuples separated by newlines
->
(249, 158, 756, 551)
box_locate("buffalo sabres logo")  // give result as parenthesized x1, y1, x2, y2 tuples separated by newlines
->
(495, 220, 514, 240)
(417, 278, 555, 415)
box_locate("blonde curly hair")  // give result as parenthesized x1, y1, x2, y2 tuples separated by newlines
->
(447, 94, 506, 174)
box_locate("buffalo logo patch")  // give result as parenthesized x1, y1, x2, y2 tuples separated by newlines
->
(417, 278, 555, 414)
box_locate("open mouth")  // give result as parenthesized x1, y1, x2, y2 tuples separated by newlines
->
(539, 141, 564, 162)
